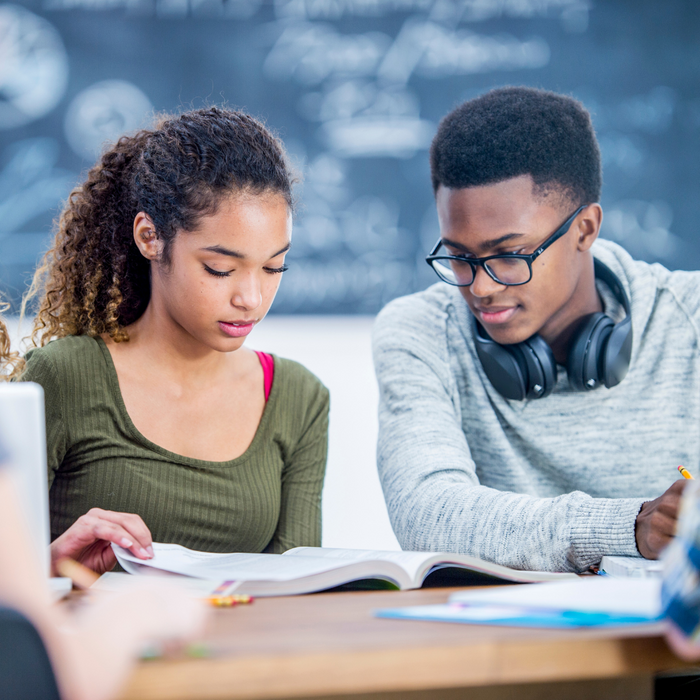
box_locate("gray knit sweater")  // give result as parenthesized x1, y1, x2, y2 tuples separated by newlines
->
(373, 240, 700, 573)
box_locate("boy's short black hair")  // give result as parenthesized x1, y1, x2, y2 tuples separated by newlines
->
(429, 86, 601, 207)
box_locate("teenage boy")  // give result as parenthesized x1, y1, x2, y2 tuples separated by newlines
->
(373, 86, 691, 573)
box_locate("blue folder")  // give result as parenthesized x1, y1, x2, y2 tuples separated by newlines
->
(375, 602, 663, 629)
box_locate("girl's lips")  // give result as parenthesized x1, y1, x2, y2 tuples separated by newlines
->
(218, 321, 255, 338)
(476, 306, 518, 325)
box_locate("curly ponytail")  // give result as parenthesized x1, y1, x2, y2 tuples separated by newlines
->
(9, 106, 294, 375)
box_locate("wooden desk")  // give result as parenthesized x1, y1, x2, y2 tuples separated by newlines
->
(119, 587, 698, 700)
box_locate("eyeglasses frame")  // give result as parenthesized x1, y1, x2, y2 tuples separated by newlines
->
(425, 203, 589, 287)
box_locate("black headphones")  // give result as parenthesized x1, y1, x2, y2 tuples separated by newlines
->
(474, 260, 633, 401)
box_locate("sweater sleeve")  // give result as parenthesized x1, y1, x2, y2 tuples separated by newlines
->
(20, 349, 68, 490)
(373, 297, 645, 573)
(268, 374, 329, 553)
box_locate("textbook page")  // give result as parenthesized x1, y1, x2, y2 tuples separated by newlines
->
(449, 577, 662, 618)
(285, 547, 435, 583)
(286, 547, 577, 584)
(114, 543, 364, 581)
(112, 542, 413, 594)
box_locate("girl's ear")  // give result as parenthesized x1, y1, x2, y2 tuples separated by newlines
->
(133, 212, 163, 261)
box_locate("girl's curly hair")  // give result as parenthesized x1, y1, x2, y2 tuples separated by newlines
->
(0, 106, 294, 380)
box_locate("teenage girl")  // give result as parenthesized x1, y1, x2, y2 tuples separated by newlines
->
(3, 107, 329, 574)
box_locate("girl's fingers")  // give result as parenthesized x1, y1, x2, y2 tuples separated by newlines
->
(84, 509, 154, 556)
(91, 523, 152, 559)
(51, 509, 155, 570)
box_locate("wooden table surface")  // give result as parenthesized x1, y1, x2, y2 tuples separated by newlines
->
(118, 586, 698, 700)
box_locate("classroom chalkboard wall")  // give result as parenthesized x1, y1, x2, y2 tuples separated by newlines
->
(1, 0, 699, 313)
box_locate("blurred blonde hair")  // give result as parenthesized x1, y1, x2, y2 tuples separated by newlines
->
(0, 301, 22, 381)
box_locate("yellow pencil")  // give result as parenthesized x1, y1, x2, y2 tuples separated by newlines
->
(55, 557, 100, 589)
(205, 594, 253, 608)
(678, 465, 694, 480)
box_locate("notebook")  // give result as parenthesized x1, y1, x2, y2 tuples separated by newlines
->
(376, 577, 664, 629)
(599, 556, 663, 578)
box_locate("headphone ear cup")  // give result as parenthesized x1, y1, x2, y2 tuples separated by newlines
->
(601, 316, 633, 388)
(567, 313, 614, 391)
(474, 326, 528, 401)
(473, 261, 633, 398)
(520, 335, 557, 399)
(474, 320, 557, 401)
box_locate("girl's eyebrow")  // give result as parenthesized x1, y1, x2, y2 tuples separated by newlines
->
(200, 243, 291, 258)
(200, 245, 244, 258)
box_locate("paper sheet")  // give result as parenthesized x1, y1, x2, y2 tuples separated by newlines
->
(287, 547, 435, 582)
(449, 577, 662, 617)
(113, 542, 371, 582)
(600, 556, 664, 578)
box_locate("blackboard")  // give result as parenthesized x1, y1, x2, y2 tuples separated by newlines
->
(1, 0, 699, 314)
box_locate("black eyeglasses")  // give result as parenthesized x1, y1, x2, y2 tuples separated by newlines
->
(425, 204, 588, 287)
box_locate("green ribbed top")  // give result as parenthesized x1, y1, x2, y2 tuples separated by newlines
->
(22, 336, 329, 554)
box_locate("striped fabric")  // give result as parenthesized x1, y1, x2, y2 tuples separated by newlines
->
(21, 335, 329, 554)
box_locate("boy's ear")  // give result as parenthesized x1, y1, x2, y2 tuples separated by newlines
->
(575, 203, 602, 252)
(133, 212, 163, 261)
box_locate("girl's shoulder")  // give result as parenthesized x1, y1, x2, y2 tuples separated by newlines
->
(267, 355, 329, 410)
(22, 335, 107, 389)
(25, 334, 102, 368)
(270, 355, 326, 388)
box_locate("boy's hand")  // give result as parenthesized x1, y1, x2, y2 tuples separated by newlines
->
(635, 480, 689, 559)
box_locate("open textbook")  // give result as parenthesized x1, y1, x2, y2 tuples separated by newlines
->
(112, 543, 576, 597)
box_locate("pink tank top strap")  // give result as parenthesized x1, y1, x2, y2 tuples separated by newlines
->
(255, 351, 275, 402)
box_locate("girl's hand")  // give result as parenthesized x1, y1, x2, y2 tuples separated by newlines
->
(50, 508, 154, 575)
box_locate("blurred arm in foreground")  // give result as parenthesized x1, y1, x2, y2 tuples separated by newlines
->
(662, 479, 700, 660)
(0, 464, 205, 700)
